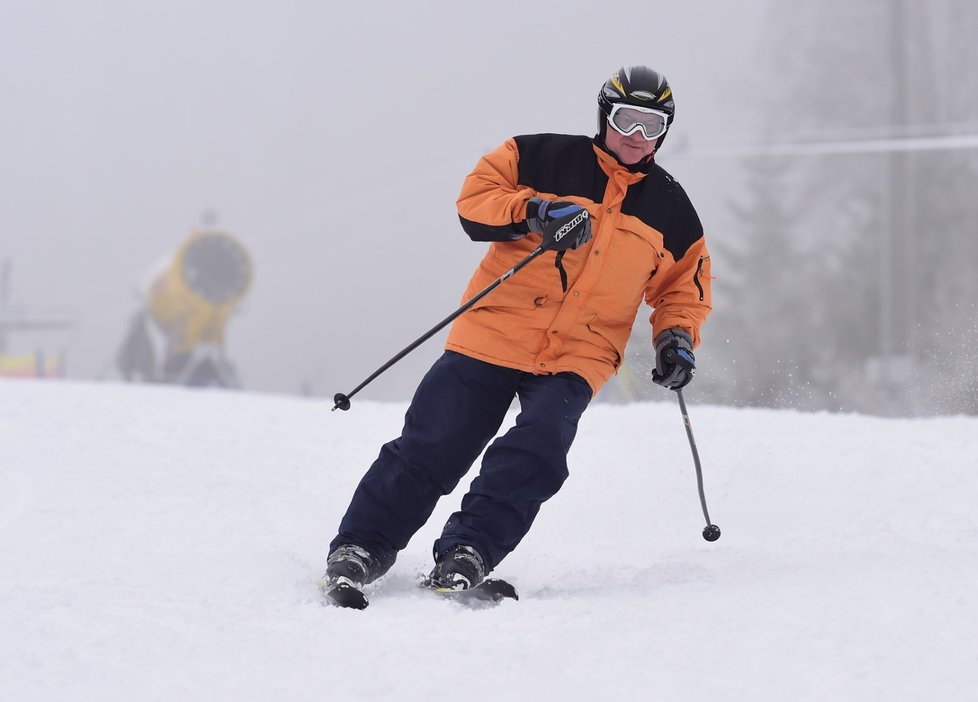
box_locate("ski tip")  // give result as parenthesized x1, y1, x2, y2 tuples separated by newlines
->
(319, 580, 369, 610)
(486, 578, 519, 601)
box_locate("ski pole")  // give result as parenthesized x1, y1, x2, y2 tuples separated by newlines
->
(673, 386, 721, 542)
(332, 244, 549, 411)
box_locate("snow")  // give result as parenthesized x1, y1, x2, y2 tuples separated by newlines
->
(2, 379, 977, 701)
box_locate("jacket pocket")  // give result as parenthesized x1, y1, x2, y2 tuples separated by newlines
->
(465, 245, 561, 312)
(592, 224, 660, 306)
(586, 316, 627, 369)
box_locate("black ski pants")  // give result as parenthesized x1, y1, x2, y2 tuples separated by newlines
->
(330, 350, 592, 580)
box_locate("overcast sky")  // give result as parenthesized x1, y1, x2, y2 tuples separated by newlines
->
(0, 0, 772, 399)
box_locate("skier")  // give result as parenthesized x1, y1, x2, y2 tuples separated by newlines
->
(321, 65, 712, 607)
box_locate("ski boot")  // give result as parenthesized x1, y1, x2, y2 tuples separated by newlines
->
(421, 545, 518, 605)
(319, 544, 373, 610)
(424, 545, 486, 591)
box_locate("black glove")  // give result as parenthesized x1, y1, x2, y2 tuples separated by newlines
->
(652, 328, 696, 390)
(525, 197, 592, 252)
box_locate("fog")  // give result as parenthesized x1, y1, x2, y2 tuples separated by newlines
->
(2, 1, 976, 415)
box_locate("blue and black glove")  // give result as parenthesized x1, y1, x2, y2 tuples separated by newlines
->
(525, 197, 592, 292)
(525, 197, 592, 252)
(652, 328, 696, 390)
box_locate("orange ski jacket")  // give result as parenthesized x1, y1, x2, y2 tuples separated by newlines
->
(446, 134, 712, 394)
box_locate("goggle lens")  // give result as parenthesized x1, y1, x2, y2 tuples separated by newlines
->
(608, 105, 668, 141)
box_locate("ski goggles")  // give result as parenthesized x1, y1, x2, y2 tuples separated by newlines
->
(606, 104, 670, 141)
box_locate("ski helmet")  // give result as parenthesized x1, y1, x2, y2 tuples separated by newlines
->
(597, 66, 676, 151)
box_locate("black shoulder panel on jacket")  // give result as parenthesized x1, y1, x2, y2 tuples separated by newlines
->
(513, 134, 608, 204)
(458, 214, 529, 242)
(620, 164, 703, 261)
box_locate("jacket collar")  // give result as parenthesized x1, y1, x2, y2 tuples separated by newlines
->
(592, 140, 649, 185)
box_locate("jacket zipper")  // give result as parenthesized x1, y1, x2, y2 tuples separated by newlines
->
(693, 256, 705, 301)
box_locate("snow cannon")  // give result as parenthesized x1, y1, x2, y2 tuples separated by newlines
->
(147, 230, 253, 352)
(117, 230, 253, 387)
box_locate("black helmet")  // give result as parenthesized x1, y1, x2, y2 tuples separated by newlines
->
(597, 65, 676, 151)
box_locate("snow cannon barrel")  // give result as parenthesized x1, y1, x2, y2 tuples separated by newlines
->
(147, 231, 253, 353)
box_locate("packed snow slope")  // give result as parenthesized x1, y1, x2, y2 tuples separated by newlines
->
(1, 379, 977, 702)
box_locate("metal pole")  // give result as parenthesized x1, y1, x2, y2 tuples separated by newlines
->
(675, 388, 721, 541)
(332, 245, 549, 411)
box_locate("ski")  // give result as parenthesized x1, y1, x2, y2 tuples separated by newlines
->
(420, 577, 519, 607)
(319, 576, 518, 610)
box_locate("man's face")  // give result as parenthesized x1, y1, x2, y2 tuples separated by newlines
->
(604, 120, 658, 165)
